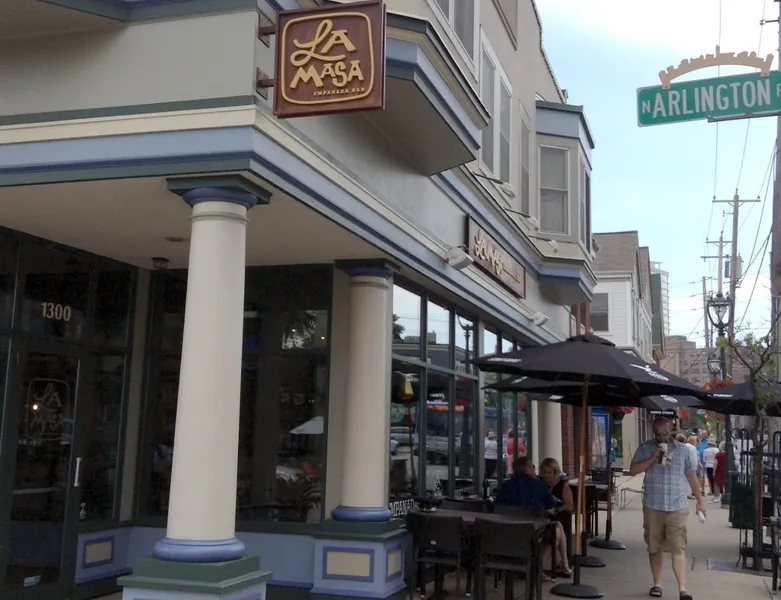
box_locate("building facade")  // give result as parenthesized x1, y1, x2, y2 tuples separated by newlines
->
(0, 2, 597, 600)
(651, 262, 670, 339)
(590, 232, 655, 465)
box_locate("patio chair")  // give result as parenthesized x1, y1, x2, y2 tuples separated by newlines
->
(406, 512, 471, 600)
(473, 518, 540, 600)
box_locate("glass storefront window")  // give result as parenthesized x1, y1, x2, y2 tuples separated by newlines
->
(453, 377, 476, 495)
(483, 328, 498, 355)
(389, 361, 422, 515)
(237, 353, 327, 522)
(93, 265, 133, 347)
(142, 267, 331, 522)
(426, 300, 451, 367)
(425, 370, 451, 497)
(501, 336, 513, 353)
(0, 234, 17, 331)
(392, 285, 421, 359)
(19, 243, 90, 340)
(80, 354, 126, 521)
(455, 314, 475, 375)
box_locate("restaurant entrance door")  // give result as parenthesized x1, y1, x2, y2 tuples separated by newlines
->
(0, 340, 94, 600)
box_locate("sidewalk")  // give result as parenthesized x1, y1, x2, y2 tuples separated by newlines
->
(577, 473, 772, 599)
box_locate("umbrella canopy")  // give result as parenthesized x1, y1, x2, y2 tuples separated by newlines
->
(473, 334, 707, 399)
(485, 376, 703, 411)
(289, 416, 324, 435)
(703, 380, 781, 416)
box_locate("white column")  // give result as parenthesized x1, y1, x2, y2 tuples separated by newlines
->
(332, 266, 393, 521)
(154, 188, 257, 562)
(541, 402, 563, 466)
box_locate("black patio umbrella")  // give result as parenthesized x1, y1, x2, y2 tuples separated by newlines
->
(487, 377, 703, 551)
(472, 334, 707, 599)
(703, 380, 781, 417)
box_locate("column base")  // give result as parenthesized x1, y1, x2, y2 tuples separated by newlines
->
(119, 556, 271, 600)
(331, 506, 392, 522)
(310, 520, 408, 599)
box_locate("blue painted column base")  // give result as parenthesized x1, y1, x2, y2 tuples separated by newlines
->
(153, 536, 247, 563)
(310, 535, 408, 599)
(332, 506, 392, 522)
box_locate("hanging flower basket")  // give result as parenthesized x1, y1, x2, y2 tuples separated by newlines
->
(610, 406, 634, 422)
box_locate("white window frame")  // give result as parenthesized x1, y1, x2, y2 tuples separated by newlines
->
(578, 157, 589, 245)
(427, 0, 479, 69)
(591, 293, 609, 332)
(478, 33, 513, 192)
(538, 144, 570, 236)
(519, 106, 532, 218)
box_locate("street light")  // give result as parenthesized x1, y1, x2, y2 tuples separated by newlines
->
(706, 291, 734, 506)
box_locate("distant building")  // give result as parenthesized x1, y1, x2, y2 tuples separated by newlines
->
(651, 263, 670, 338)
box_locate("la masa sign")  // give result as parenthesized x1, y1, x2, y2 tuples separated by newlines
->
(274, 1, 386, 118)
(637, 46, 778, 127)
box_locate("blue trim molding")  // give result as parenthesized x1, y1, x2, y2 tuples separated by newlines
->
(0, 126, 590, 341)
(152, 536, 246, 563)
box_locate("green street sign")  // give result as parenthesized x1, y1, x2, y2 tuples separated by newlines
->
(637, 70, 781, 126)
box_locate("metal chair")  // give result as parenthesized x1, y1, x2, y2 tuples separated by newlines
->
(406, 512, 469, 600)
(473, 518, 540, 600)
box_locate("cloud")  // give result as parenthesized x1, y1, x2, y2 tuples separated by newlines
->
(538, 0, 776, 56)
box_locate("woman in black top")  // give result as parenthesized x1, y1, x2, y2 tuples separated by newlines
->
(540, 457, 573, 574)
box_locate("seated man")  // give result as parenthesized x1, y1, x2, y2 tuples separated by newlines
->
(495, 456, 558, 510)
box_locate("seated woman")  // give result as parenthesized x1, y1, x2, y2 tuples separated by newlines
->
(538, 457, 573, 577)
(495, 456, 571, 578)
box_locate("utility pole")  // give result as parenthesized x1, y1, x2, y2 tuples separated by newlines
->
(714, 193, 760, 376)
(771, 1, 781, 383)
(701, 234, 726, 293)
(702, 276, 712, 348)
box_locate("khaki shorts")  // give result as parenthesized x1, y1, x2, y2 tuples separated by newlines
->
(643, 507, 688, 554)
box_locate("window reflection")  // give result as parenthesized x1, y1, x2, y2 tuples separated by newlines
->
(392, 286, 421, 359)
(483, 329, 498, 355)
(81, 355, 126, 521)
(501, 336, 513, 353)
(426, 300, 451, 366)
(237, 353, 326, 522)
(389, 361, 421, 511)
(93, 265, 133, 347)
(425, 370, 451, 497)
(453, 377, 475, 495)
(143, 267, 331, 522)
(455, 315, 475, 374)
(19, 244, 89, 340)
(0, 234, 17, 330)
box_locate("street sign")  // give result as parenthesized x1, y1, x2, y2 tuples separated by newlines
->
(637, 70, 781, 127)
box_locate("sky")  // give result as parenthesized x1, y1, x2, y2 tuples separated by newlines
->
(537, 0, 777, 347)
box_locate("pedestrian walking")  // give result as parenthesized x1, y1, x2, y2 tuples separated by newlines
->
(630, 417, 705, 600)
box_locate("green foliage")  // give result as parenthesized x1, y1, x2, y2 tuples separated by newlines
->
(729, 329, 778, 415)
(392, 313, 405, 341)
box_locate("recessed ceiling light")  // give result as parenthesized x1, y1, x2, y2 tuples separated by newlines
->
(165, 236, 189, 243)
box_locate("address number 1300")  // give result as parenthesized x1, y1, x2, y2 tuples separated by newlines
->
(41, 302, 72, 322)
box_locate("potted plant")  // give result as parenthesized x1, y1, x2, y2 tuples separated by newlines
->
(274, 475, 321, 522)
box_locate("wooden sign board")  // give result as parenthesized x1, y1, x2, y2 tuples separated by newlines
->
(274, 0, 386, 118)
(466, 218, 526, 298)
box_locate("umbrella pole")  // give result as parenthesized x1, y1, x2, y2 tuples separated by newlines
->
(551, 379, 603, 599)
(590, 410, 626, 550)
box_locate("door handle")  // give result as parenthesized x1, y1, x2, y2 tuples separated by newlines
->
(73, 456, 82, 488)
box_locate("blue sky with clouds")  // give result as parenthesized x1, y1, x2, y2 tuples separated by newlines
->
(537, 0, 777, 346)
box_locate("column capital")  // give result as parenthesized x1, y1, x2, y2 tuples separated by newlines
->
(167, 175, 272, 209)
(336, 259, 401, 280)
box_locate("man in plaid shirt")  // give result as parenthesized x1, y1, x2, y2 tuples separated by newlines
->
(630, 417, 705, 600)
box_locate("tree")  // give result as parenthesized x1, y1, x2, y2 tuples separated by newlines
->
(720, 316, 781, 570)
(392, 314, 405, 341)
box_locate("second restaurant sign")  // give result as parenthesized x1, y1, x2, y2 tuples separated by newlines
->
(466, 218, 526, 298)
(274, 0, 387, 118)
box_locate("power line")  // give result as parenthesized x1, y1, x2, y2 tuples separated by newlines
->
(734, 0, 769, 191)
(736, 230, 771, 331)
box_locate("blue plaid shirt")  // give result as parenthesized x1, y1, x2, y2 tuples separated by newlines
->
(631, 438, 695, 512)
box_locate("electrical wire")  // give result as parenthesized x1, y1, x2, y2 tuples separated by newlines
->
(736, 230, 771, 331)
(734, 0, 769, 191)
